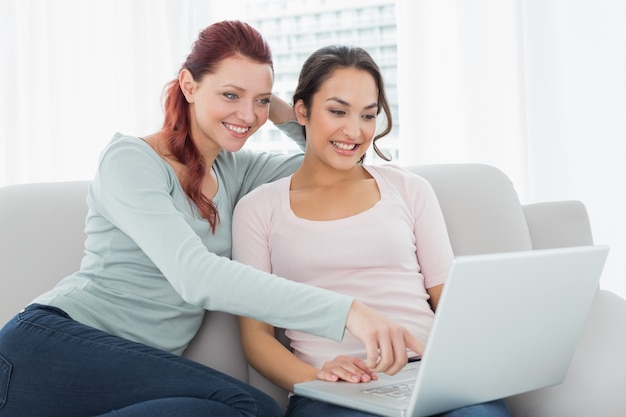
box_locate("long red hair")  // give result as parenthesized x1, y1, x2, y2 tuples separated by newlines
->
(161, 20, 273, 233)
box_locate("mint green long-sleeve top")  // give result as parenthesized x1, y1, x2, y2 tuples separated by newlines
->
(34, 128, 352, 355)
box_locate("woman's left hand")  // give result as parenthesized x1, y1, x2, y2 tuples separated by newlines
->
(316, 355, 379, 383)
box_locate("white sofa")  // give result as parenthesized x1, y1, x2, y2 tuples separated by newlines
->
(1, 163, 625, 416)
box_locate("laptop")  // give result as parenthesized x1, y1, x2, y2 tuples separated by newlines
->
(294, 245, 609, 417)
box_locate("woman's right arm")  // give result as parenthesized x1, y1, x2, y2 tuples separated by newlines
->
(94, 138, 351, 338)
(239, 314, 390, 390)
(239, 317, 319, 391)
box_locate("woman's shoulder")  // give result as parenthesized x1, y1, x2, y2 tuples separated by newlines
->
(233, 176, 290, 220)
(106, 132, 146, 147)
(241, 175, 290, 203)
(98, 133, 157, 162)
(368, 164, 431, 189)
(99, 133, 165, 164)
(94, 133, 174, 189)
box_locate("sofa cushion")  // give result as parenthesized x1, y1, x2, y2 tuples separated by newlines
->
(523, 201, 593, 249)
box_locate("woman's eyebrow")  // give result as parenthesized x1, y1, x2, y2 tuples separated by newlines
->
(221, 84, 272, 97)
(326, 97, 378, 110)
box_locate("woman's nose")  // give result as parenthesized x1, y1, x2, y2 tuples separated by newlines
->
(236, 101, 256, 124)
(342, 116, 361, 139)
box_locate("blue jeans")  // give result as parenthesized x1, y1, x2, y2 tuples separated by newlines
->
(286, 395, 511, 417)
(0, 304, 281, 417)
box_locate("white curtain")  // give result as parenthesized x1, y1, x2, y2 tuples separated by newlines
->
(396, 0, 626, 298)
(2, 0, 625, 298)
(0, 0, 230, 185)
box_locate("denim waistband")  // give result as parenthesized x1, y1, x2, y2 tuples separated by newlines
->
(21, 303, 72, 319)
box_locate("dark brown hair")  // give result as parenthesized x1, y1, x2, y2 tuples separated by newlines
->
(293, 45, 392, 161)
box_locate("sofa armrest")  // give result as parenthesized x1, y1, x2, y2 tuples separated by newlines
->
(516, 201, 626, 416)
(523, 201, 593, 249)
(506, 289, 626, 417)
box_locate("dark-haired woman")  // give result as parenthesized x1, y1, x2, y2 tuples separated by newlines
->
(233, 45, 512, 417)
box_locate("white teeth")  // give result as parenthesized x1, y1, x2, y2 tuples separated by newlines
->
(331, 141, 357, 150)
(225, 123, 249, 134)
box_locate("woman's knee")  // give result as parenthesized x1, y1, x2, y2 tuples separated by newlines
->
(239, 383, 282, 417)
(440, 399, 511, 417)
(286, 395, 375, 417)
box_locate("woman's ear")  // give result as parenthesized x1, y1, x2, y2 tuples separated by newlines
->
(179, 69, 195, 103)
(294, 100, 308, 126)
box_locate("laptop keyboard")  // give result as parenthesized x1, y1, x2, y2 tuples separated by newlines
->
(361, 382, 415, 400)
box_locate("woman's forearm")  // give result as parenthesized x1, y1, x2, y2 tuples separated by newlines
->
(239, 317, 318, 391)
(269, 94, 297, 125)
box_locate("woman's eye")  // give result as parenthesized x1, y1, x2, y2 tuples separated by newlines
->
(258, 98, 271, 106)
(223, 93, 239, 100)
(363, 114, 377, 120)
(330, 109, 346, 116)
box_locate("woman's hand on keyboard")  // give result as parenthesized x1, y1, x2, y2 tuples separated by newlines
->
(317, 355, 379, 383)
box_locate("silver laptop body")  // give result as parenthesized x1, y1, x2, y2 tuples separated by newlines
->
(294, 245, 609, 417)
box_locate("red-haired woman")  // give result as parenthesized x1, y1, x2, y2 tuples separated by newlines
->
(0, 21, 420, 416)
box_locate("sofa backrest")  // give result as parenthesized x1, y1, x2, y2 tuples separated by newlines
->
(0, 163, 538, 411)
(406, 164, 533, 255)
(523, 201, 593, 249)
(0, 180, 90, 325)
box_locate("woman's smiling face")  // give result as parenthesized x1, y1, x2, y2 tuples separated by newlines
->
(295, 67, 378, 171)
(181, 54, 274, 154)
